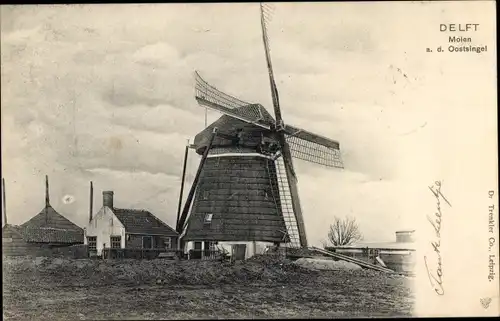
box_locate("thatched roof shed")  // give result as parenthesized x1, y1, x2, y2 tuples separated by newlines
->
(19, 205, 83, 244)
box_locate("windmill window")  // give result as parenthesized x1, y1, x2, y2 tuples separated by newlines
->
(110, 236, 121, 249)
(204, 213, 213, 224)
(203, 191, 209, 200)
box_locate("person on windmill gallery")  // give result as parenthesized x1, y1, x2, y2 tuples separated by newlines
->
(175, 4, 344, 260)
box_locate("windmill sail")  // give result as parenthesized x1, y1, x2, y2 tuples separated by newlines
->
(195, 72, 274, 129)
(279, 138, 309, 247)
(195, 73, 344, 169)
(259, 3, 308, 247)
(259, 3, 283, 127)
(284, 125, 344, 168)
(273, 156, 301, 247)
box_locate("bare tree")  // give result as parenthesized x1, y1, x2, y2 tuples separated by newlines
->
(326, 216, 363, 246)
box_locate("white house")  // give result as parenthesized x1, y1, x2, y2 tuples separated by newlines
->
(84, 190, 178, 256)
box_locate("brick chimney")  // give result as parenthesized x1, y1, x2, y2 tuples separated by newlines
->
(103, 191, 114, 208)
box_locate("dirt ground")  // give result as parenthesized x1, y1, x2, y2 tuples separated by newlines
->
(2, 255, 415, 320)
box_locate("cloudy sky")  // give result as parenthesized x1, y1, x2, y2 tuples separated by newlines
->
(1, 2, 496, 252)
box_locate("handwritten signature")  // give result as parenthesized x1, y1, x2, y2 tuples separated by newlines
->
(424, 180, 452, 296)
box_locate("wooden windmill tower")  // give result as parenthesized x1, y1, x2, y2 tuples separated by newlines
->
(176, 4, 343, 252)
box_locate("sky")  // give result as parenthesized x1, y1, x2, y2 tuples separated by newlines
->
(1, 2, 496, 252)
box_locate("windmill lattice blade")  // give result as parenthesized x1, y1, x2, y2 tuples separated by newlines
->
(286, 136, 344, 168)
(261, 4, 274, 27)
(194, 72, 275, 129)
(195, 71, 250, 109)
(259, 3, 283, 126)
(284, 126, 344, 168)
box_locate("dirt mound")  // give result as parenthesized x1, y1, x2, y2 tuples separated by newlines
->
(285, 247, 327, 258)
(4, 254, 405, 292)
(3, 255, 319, 288)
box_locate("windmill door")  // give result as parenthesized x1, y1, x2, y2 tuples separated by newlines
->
(232, 244, 247, 261)
(191, 241, 202, 259)
(203, 241, 211, 258)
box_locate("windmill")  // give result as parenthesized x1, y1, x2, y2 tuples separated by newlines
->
(176, 3, 343, 252)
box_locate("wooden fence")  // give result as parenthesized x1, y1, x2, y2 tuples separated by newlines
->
(52, 244, 89, 259)
(101, 248, 181, 260)
(99, 248, 230, 261)
(187, 249, 228, 260)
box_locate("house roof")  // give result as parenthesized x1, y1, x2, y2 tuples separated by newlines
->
(3, 224, 83, 244)
(21, 205, 82, 231)
(17, 205, 84, 244)
(112, 208, 178, 236)
(396, 230, 416, 234)
(19, 226, 83, 243)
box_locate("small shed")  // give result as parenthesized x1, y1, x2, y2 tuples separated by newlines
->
(2, 223, 84, 257)
(2, 176, 84, 257)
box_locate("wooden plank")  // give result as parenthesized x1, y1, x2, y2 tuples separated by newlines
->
(177, 129, 218, 232)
